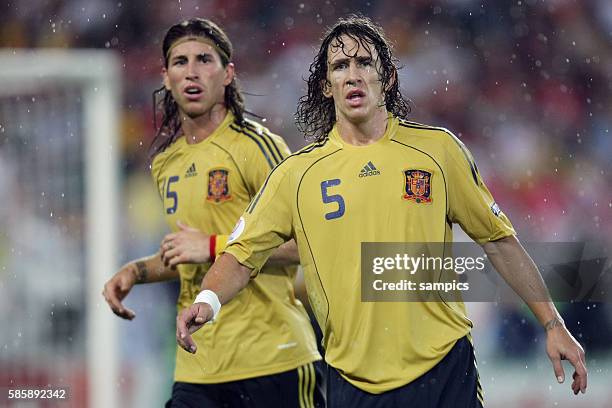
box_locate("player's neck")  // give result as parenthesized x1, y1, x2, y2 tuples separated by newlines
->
(335, 109, 388, 146)
(181, 104, 228, 144)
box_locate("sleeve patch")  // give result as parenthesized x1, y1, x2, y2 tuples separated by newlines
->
(490, 202, 501, 217)
(228, 216, 246, 243)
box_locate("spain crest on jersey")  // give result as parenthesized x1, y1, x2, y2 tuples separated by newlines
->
(402, 169, 432, 203)
(207, 169, 231, 203)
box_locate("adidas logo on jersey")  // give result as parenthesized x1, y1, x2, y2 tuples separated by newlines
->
(185, 163, 198, 178)
(359, 161, 380, 178)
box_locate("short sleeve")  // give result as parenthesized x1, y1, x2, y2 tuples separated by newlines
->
(446, 134, 515, 244)
(223, 163, 294, 274)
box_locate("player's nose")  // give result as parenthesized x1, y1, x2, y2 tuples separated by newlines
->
(185, 60, 199, 79)
(346, 61, 362, 86)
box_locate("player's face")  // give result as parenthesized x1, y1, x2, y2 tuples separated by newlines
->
(324, 35, 386, 125)
(163, 39, 234, 119)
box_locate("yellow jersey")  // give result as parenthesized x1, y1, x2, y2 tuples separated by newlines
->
(225, 115, 515, 393)
(151, 112, 321, 383)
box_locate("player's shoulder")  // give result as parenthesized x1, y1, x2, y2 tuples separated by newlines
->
(281, 137, 335, 168)
(256, 138, 331, 180)
(243, 118, 289, 148)
(395, 118, 455, 144)
(394, 118, 469, 155)
(226, 118, 287, 146)
(223, 118, 290, 167)
(257, 138, 334, 188)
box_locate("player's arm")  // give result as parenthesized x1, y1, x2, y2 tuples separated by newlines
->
(160, 220, 299, 267)
(445, 132, 587, 395)
(174, 243, 298, 352)
(266, 239, 299, 266)
(160, 220, 215, 267)
(482, 235, 587, 395)
(176, 252, 251, 353)
(102, 252, 178, 320)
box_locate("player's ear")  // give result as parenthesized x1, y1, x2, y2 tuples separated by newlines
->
(162, 68, 171, 91)
(223, 62, 235, 87)
(322, 79, 332, 98)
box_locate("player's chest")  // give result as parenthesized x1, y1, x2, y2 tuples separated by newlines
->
(296, 148, 446, 224)
(156, 152, 246, 216)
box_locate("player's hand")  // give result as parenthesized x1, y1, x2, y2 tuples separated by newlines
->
(176, 303, 213, 354)
(102, 264, 137, 320)
(160, 220, 211, 268)
(546, 324, 587, 395)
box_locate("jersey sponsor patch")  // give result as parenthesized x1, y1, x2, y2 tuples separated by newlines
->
(207, 168, 232, 203)
(402, 169, 432, 203)
(228, 216, 245, 243)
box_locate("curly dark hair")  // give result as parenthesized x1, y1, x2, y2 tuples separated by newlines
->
(148, 18, 246, 161)
(296, 15, 411, 142)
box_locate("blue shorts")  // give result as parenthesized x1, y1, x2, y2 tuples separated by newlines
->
(166, 361, 325, 408)
(327, 336, 483, 408)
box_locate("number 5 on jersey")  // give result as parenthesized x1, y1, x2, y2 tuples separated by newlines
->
(321, 179, 345, 220)
(165, 175, 179, 214)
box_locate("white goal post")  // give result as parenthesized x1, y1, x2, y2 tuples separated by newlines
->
(0, 50, 120, 408)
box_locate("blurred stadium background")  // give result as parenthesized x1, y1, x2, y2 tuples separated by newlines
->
(0, 0, 610, 407)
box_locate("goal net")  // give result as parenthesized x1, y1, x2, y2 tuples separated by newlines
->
(0, 50, 120, 408)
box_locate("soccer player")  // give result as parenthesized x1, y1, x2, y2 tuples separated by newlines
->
(102, 18, 324, 407)
(176, 15, 587, 407)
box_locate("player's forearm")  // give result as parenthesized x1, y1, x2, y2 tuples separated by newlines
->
(130, 252, 179, 284)
(200, 253, 251, 304)
(266, 239, 300, 266)
(482, 235, 562, 327)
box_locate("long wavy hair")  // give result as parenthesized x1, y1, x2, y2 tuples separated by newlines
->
(148, 18, 245, 161)
(296, 15, 411, 142)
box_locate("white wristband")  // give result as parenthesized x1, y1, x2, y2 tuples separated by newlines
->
(193, 290, 221, 321)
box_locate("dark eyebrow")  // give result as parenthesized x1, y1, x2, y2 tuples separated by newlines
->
(170, 52, 215, 62)
(329, 57, 350, 68)
(171, 54, 187, 62)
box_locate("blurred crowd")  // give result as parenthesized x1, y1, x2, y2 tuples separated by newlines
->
(1, 0, 611, 405)
(2, 0, 609, 243)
